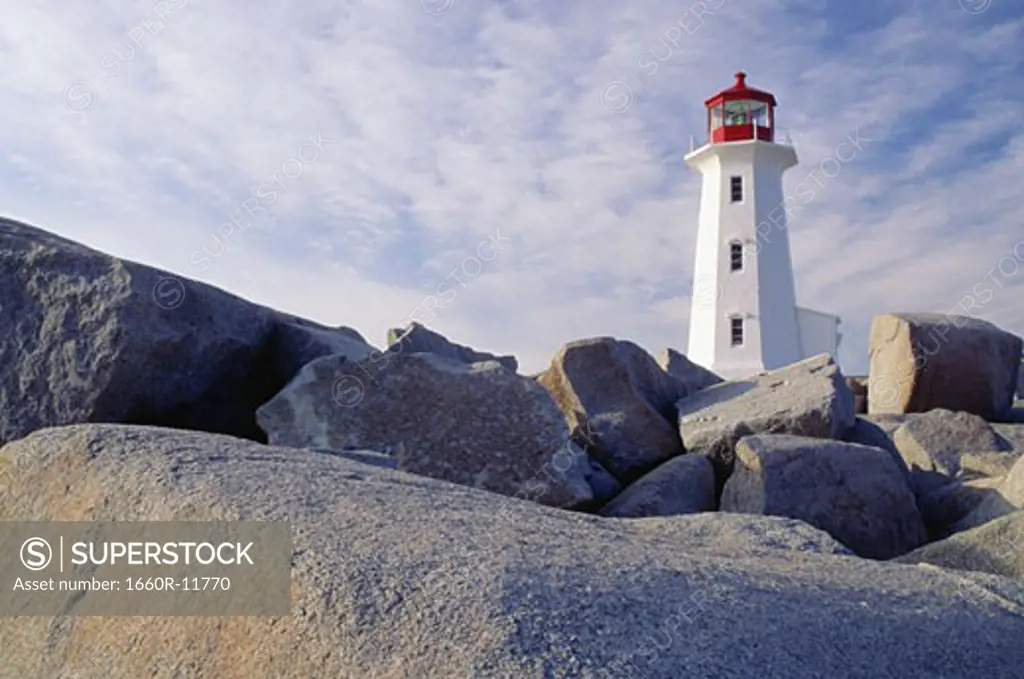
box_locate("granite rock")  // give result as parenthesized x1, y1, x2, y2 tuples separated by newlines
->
(386, 322, 517, 372)
(868, 313, 1022, 419)
(676, 354, 856, 485)
(2, 424, 1023, 678)
(257, 352, 594, 508)
(537, 338, 689, 483)
(721, 434, 927, 559)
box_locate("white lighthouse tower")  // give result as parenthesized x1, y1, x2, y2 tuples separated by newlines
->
(685, 72, 840, 380)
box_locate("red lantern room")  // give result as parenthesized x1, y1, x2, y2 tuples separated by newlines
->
(705, 71, 777, 144)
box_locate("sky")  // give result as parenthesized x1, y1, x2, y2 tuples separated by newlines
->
(0, 0, 1022, 376)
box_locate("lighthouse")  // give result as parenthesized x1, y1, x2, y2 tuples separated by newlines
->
(685, 72, 841, 380)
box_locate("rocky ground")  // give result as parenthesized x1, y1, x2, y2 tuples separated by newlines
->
(1, 217, 1023, 678)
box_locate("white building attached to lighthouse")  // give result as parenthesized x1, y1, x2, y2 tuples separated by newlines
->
(685, 72, 840, 380)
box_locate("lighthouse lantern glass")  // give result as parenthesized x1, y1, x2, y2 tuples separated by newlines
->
(710, 105, 724, 129)
(722, 100, 768, 127)
(750, 103, 769, 127)
(723, 101, 750, 126)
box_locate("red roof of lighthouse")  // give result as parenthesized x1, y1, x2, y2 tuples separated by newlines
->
(704, 71, 777, 107)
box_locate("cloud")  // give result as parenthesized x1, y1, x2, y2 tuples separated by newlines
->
(0, 0, 1021, 375)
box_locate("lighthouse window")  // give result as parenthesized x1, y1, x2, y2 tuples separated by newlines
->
(729, 242, 744, 271)
(730, 317, 744, 346)
(730, 176, 743, 203)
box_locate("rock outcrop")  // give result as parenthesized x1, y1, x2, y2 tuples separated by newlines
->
(676, 354, 856, 485)
(8, 220, 1024, 678)
(257, 351, 599, 508)
(537, 338, 688, 483)
(386, 322, 518, 372)
(868, 313, 1022, 420)
(2, 424, 1024, 678)
(721, 435, 927, 559)
(0, 217, 375, 446)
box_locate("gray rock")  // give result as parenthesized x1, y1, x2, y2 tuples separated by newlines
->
(386, 322, 517, 372)
(0, 217, 374, 446)
(861, 413, 913, 433)
(599, 454, 715, 518)
(891, 409, 1008, 494)
(676, 354, 856, 485)
(656, 348, 723, 394)
(960, 451, 1020, 479)
(843, 416, 910, 475)
(858, 413, 913, 446)
(868, 313, 1022, 419)
(721, 435, 927, 559)
(844, 416, 899, 451)
(993, 423, 1024, 453)
(537, 337, 688, 483)
(269, 314, 378, 379)
(256, 352, 594, 509)
(896, 511, 1024, 582)
(917, 476, 1003, 540)
(3, 424, 1024, 678)
(307, 447, 399, 470)
(577, 452, 622, 507)
(627, 512, 855, 556)
(957, 453, 1024, 530)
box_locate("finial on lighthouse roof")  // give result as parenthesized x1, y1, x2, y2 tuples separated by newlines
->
(735, 71, 747, 87)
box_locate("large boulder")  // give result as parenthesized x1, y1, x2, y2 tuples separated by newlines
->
(256, 352, 597, 509)
(656, 348, 723, 393)
(896, 511, 1024, 582)
(536, 338, 688, 483)
(598, 454, 715, 518)
(891, 409, 1009, 495)
(676, 354, 856, 485)
(848, 413, 1012, 539)
(2, 424, 1024, 678)
(721, 435, 927, 559)
(0, 217, 375, 446)
(868, 313, 1022, 419)
(386, 322, 517, 372)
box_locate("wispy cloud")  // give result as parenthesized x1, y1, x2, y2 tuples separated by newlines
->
(0, 0, 1021, 374)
